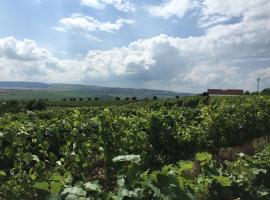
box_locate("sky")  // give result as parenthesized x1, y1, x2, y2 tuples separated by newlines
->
(0, 0, 270, 93)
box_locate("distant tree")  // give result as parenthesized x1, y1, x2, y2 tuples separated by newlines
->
(201, 92, 209, 97)
(63, 98, 67, 101)
(25, 99, 46, 111)
(87, 97, 92, 101)
(35, 100, 46, 111)
(79, 98, 83, 101)
(25, 100, 36, 110)
(94, 97, 99, 101)
(131, 96, 137, 101)
(261, 88, 270, 95)
(125, 97, 130, 101)
(244, 91, 250, 95)
(115, 97, 121, 101)
(251, 92, 259, 95)
(176, 95, 180, 99)
(7, 100, 20, 106)
(153, 96, 158, 100)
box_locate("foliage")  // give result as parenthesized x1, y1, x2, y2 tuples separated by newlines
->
(0, 96, 270, 199)
(25, 99, 47, 111)
(261, 88, 270, 95)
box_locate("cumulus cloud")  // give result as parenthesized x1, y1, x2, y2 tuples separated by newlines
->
(199, 0, 270, 27)
(1, 16, 269, 91)
(148, 0, 270, 28)
(1, 0, 270, 92)
(54, 13, 135, 41)
(80, 0, 136, 12)
(148, 0, 198, 19)
(0, 37, 52, 61)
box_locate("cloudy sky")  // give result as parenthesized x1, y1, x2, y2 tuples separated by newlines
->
(0, 0, 270, 92)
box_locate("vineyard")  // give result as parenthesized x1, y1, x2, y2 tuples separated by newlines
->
(0, 96, 270, 199)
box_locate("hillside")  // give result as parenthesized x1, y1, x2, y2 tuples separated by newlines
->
(0, 81, 192, 100)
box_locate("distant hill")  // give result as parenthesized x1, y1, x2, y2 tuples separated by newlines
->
(0, 81, 192, 100)
(0, 81, 49, 89)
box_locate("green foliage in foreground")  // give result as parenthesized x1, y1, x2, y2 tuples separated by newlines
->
(53, 147, 270, 200)
(0, 96, 270, 199)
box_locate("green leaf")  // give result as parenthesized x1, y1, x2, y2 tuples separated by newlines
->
(257, 190, 269, 197)
(61, 186, 87, 198)
(50, 173, 64, 182)
(113, 155, 141, 164)
(0, 170, 6, 176)
(48, 193, 61, 200)
(23, 152, 39, 165)
(116, 187, 144, 200)
(177, 161, 193, 171)
(51, 182, 64, 193)
(33, 182, 50, 191)
(252, 168, 267, 175)
(213, 176, 232, 187)
(65, 193, 86, 200)
(84, 181, 102, 192)
(195, 152, 212, 162)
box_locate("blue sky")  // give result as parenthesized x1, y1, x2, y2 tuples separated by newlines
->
(0, 0, 201, 56)
(0, 0, 270, 92)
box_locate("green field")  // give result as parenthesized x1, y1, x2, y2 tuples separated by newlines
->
(0, 96, 270, 199)
(0, 90, 114, 100)
(0, 82, 189, 101)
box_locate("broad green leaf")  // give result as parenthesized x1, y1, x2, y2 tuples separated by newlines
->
(257, 190, 269, 197)
(34, 182, 50, 191)
(48, 193, 61, 200)
(0, 170, 6, 176)
(23, 152, 39, 165)
(252, 168, 267, 175)
(61, 186, 87, 197)
(113, 155, 141, 164)
(51, 182, 64, 193)
(195, 152, 212, 162)
(177, 161, 193, 171)
(50, 173, 64, 182)
(117, 188, 144, 200)
(213, 176, 232, 187)
(84, 181, 101, 192)
(65, 193, 85, 200)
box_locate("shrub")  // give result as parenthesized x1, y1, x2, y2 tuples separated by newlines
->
(131, 97, 137, 101)
(25, 99, 46, 111)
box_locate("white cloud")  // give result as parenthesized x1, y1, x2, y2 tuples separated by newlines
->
(183, 65, 241, 86)
(0, 37, 52, 61)
(80, 0, 136, 12)
(199, 0, 270, 27)
(54, 13, 135, 40)
(148, 0, 270, 29)
(246, 67, 270, 90)
(1, 1, 270, 92)
(148, 0, 198, 19)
